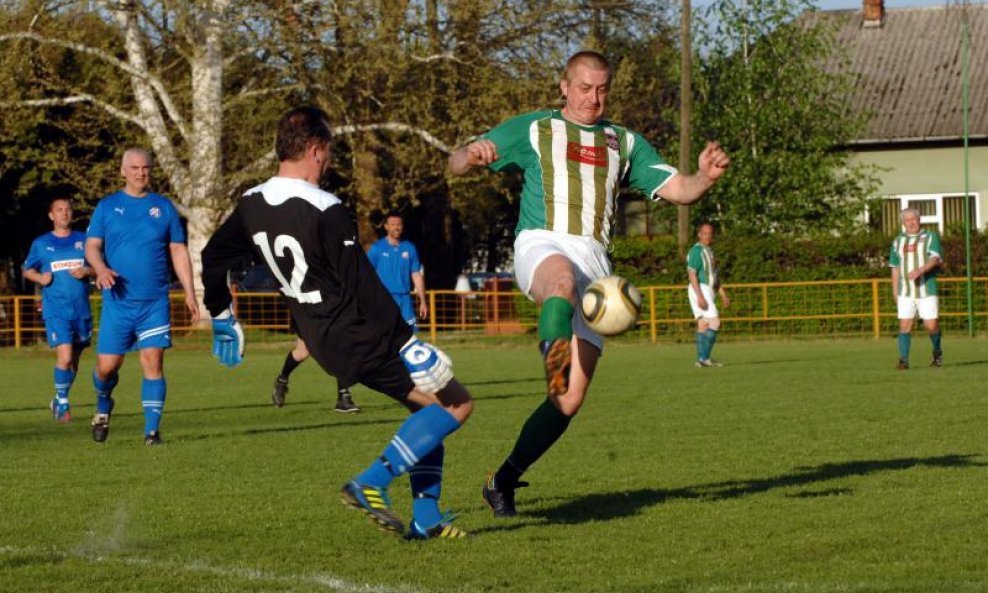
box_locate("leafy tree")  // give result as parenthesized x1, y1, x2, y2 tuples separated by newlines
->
(691, 0, 880, 237)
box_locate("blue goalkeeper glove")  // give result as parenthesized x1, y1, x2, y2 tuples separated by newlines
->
(211, 308, 245, 368)
(400, 337, 453, 395)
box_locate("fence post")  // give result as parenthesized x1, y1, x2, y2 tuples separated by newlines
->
(649, 287, 657, 343)
(762, 284, 769, 319)
(14, 297, 22, 349)
(872, 279, 881, 339)
(429, 290, 437, 344)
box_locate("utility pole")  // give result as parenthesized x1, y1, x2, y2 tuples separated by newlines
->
(678, 0, 692, 251)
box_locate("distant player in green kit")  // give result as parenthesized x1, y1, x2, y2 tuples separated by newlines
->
(889, 208, 943, 369)
(449, 50, 730, 516)
(687, 223, 730, 368)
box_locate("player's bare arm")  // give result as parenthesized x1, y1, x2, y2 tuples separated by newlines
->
(68, 265, 92, 280)
(658, 142, 730, 205)
(908, 255, 941, 281)
(413, 271, 428, 319)
(23, 268, 53, 287)
(890, 267, 900, 300)
(448, 139, 499, 176)
(170, 242, 201, 324)
(719, 287, 731, 308)
(85, 236, 118, 289)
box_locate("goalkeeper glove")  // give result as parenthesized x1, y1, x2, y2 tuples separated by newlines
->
(211, 308, 245, 368)
(400, 337, 453, 395)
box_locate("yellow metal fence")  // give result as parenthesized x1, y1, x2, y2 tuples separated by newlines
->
(3, 277, 987, 349)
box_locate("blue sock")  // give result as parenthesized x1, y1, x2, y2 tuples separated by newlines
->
(54, 367, 74, 404)
(705, 329, 719, 360)
(409, 445, 444, 528)
(357, 404, 461, 489)
(695, 332, 705, 361)
(897, 333, 911, 361)
(142, 378, 166, 435)
(93, 371, 118, 414)
(930, 332, 942, 353)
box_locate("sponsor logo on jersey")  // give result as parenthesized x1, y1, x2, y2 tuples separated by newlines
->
(566, 142, 607, 167)
(46, 246, 55, 252)
(50, 259, 84, 272)
(149, 207, 161, 219)
(401, 252, 409, 259)
(904, 243, 917, 253)
(114, 207, 125, 215)
(343, 240, 355, 246)
(605, 131, 619, 152)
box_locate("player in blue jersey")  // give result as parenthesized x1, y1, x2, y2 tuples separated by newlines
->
(23, 197, 94, 423)
(85, 148, 200, 446)
(367, 212, 428, 331)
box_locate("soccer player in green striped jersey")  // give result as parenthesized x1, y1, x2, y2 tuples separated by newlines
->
(889, 208, 943, 369)
(687, 223, 730, 368)
(449, 50, 730, 517)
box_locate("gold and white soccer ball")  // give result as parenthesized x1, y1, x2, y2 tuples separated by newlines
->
(580, 275, 642, 337)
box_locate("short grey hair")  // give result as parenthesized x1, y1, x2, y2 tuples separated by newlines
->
(121, 148, 152, 168)
(900, 207, 920, 223)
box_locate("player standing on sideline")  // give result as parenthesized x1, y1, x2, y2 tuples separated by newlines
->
(85, 148, 200, 446)
(367, 212, 429, 332)
(202, 106, 474, 540)
(687, 223, 730, 368)
(23, 197, 93, 422)
(449, 50, 730, 517)
(271, 323, 360, 413)
(890, 208, 943, 369)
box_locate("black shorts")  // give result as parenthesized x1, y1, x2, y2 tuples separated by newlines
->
(356, 354, 416, 402)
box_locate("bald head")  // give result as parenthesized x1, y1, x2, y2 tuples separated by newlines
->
(120, 148, 152, 196)
(563, 51, 611, 84)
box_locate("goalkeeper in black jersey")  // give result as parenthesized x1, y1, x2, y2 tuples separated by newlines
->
(201, 106, 473, 540)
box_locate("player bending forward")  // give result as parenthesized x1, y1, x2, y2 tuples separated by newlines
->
(201, 106, 473, 540)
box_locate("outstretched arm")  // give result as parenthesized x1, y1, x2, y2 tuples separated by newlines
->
(658, 142, 730, 205)
(448, 139, 499, 176)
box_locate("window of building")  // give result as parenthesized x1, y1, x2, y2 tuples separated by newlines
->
(871, 193, 979, 236)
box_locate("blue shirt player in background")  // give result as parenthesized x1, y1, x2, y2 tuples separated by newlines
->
(85, 148, 200, 446)
(367, 212, 428, 331)
(22, 197, 93, 423)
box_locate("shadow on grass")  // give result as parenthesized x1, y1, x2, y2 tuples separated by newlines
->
(178, 417, 399, 441)
(466, 376, 543, 386)
(949, 359, 988, 367)
(728, 359, 803, 366)
(525, 454, 987, 525)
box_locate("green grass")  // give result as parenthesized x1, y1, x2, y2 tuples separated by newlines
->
(2, 338, 987, 593)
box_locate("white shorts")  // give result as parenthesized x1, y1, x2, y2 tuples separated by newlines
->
(688, 284, 719, 320)
(513, 229, 611, 350)
(897, 295, 938, 320)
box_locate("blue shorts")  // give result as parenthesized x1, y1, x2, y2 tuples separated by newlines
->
(97, 298, 172, 354)
(392, 293, 417, 332)
(45, 317, 93, 349)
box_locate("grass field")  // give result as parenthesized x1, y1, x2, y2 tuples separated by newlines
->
(2, 337, 987, 593)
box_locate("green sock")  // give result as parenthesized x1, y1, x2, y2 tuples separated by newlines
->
(930, 331, 942, 353)
(695, 332, 705, 361)
(538, 297, 574, 342)
(897, 333, 911, 361)
(705, 329, 718, 360)
(496, 399, 573, 488)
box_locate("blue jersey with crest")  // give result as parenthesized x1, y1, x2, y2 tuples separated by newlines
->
(367, 238, 421, 295)
(23, 230, 92, 321)
(86, 191, 185, 300)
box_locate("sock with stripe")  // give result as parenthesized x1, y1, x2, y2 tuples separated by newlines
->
(930, 331, 942, 353)
(897, 333, 911, 361)
(142, 377, 167, 435)
(54, 367, 75, 404)
(93, 371, 118, 414)
(495, 398, 572, 490)
(538, 297, 574, 342)
(356, 404, 460, 489)
(409, 445, 444, 528)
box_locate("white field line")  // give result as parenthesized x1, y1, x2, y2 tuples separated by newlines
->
(0, 545, 428, 593)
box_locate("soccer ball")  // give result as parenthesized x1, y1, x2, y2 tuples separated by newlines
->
(580, 276, 642, 336)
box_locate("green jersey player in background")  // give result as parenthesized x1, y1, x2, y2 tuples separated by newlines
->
(687, 223, 730, 368)
(889, 208, 943, 369)
(449, 50, 730, 517)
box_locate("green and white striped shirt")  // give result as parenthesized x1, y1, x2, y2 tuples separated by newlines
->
(484, 109, 677, 247)
(889, 230, 942, 297)
(687, 243, 718, 289)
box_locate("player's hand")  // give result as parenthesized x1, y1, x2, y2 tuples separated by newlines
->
(400, 337, 453, 395)
(465, 139, 498, 167)
(211, 308, 245, 368)
(94, 267, 118, 290)
(698, 141, 730, 182)
(186, 294, 201, 326)
(69, 267, 88, 280)
(419, 301, 429, 320)
(721, 293, 731, 308)
(39, 272, 53, 287)
(697, 296, 709, 310)
(908, 269, 924, 281)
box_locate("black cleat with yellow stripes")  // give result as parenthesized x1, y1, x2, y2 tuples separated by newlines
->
(404, 512, 468, 541)
(340, 481, 404, 535)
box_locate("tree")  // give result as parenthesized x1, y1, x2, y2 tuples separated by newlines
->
(691, 0, 880, 237)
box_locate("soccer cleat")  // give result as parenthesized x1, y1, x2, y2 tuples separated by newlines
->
(50, 398, 71, 423)
(271, 376, 289, 408)
(340, 481, 404, 535)
(482, 474, 529, 518)
(930, 351, 943, 368)
(896, 359, 909, 370)
(694, 359, 723, 368)
(335, 390, 360, 414)
(540, 338, 572, 397)
(144, 431, 163, 446)
(91, 413, 111, 442)
(404, 512, 468, 541)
